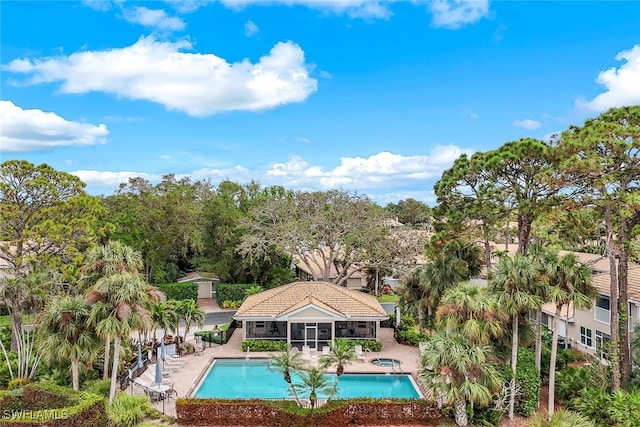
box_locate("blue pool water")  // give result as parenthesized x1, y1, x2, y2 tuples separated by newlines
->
(194, 359, 420, 399)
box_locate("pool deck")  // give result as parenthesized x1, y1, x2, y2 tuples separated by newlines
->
(141, 327, 421, 417)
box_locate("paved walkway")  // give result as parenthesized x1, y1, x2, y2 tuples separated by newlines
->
(140, 328, 421, 417)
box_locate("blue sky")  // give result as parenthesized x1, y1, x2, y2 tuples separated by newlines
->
(1, 1, 639, 205)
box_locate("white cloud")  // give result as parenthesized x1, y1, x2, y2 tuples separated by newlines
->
(0, 100, 109, 153)
(512, 119, 542, 130)
(221, 0, 393, 20)
(469, 111, 480, 120)
(577, 44, 640, 112)
(4, 37, 318, 117)
(72, 170, 157, 188)
(430, 0, 490, 29)
(266, 146, 474, 190)
(244, 20, 260, 37)
(121, 6, 186, 31)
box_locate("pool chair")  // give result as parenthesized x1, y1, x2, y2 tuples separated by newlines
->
(301, 345, 312, 361)
(354, 345, 366, 361)
(164, 357, 186, 367)
(290, 346, 300, 355)
(322, 346, 331, 356)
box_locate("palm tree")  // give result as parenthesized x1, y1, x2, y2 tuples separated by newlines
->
(527, 243, 552, 374)
(436, 283, 506, 345)
(489, 254, 542, 421)
(420, 331, 503, 427)
(178, 300, 205, 345)
(37, 295, 99, 390)
(291, 366, 337, 411)
(319, 340, 357, 376)
(86, 272, 163, 403)
(82, 240, 144, 379)
(419, 256, 468, 327)
(268, 348, 306, 404)
(542, 252, 594, 417)
(150, 301, 178, 343)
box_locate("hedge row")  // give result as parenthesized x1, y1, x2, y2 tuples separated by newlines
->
(335, 339, 382, 352)
(241, 340, 288, 352)
(176, 398, 442, 427)
(216, 283, 259, 304)
(155, 282, 198, 302)
(514, 348, 540, 417)
(0, 382, 107, 427)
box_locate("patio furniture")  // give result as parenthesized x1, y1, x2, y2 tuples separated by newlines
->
(354, 345, 366, 361)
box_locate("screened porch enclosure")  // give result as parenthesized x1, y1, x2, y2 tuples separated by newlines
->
(245, 321, 287, 339)
(290, 322, 332, 350)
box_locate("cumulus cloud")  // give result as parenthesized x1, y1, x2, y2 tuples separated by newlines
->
(72, 170, 156, 188)
(577, 44, 640, 112)
(512, 119, 542, 130)
(4, 37, 318, 117)
(244, 20, 260, 37)
(0, 100, 109, 153)
(221, 0, 393, 20)
(121, 6, 186, 31)
(266, 146, 474, 190)
(430, 0, 490, 29)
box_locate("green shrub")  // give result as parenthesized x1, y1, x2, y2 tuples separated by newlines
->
(107, 393, 155, 427)
(569, 387, 612, 426)
(221, 300, 243, 309)
(0, 382, 108, 426)
(8, 377, 30, 390)
(83, 378, 111, 398)
(241, 340, 288, 352)
(556, 367, 589, 402)
(335, 339, 382, 352)
(514, 348, 540, 417)
(155, 282, 198, 302)
(217, 283, 260, 304)
(527, 409, 595, 427)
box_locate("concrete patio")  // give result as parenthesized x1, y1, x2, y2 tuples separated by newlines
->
(138, 327, 422, 417)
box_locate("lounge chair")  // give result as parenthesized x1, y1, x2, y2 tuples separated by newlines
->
(290, 346, 300, 354)
(301, 345, 312, 361)
(354, 345, 366, 361)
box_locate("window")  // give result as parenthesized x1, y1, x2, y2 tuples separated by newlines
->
(255, 321, 265, 329)
(594, 295, 610, 324)
(580, 327, 593, 347)
(595, 330, 611, 360)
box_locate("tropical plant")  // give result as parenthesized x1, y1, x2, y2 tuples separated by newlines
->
(268, 348, 306, 404)
(420, 331, 503, 426)
(527, 409, 595, 427)
(541, 251, 594, 416)
(0, 328, 41, 384)
(436, 282, 506, 345)
(177, 300, 205, 345)
(291, 366, 337, 411)
(319, 340, 357, 376)
(489, 254, 542, 421)
(107, 392, 156, 427)
(37, 295, 99, 390)
(86, 271, 163, 403)
(83, 240, 145, 380)
(244, 285, 264, 298)
(150, 301, 178, 343)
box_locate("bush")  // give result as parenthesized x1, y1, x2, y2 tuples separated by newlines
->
(335, 339, 382, 352)
(155, 282, 198, 302)
(7, 377, 30, 390)
(395, 328, 430, 347)
(527, 409, 595, 427)
(221, 300, 243, 309)
(241, 340, 288, 352)
(555, 367, 589, 403)
(0, 382, 107, 427)
(216, 283, 259, 304)
(83, 379, 111, 398)
(380, 314, 396, 328)
(107, 393, 155, 427)
(514, 348, 540, 417)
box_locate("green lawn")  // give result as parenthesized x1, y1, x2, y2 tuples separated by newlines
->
(376, 294, 399, 303)
(0, 315, 10, 328)
(0, 314, 36, 328)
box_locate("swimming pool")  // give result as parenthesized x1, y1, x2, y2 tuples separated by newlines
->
(194, 359, 421, 399)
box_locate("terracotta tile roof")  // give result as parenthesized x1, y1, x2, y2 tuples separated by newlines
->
(542, 301, 575, 320)
(234, 281, 388, 319)
(591, 265, 640, 303)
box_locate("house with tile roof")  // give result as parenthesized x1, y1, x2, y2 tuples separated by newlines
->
(540, 255, 640, 360)
(177, 271, 220, 299)
(233, 281, 389, 350)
